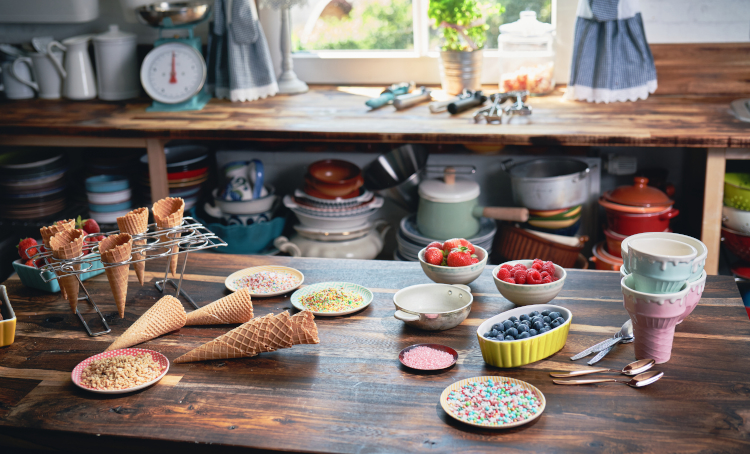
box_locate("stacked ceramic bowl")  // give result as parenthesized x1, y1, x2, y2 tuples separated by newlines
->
(721, 173, 750, 268)
(526, 205, 582, 236)
(0, 151, 69, 220)
(395, 214, 496, 261)
(137, 144, 210, 210)
(620, 232, 707, 364)
(86, 175, 132, 224)
(596, 177, 677, 271)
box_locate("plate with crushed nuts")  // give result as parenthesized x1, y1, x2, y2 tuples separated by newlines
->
(72, 348, 170, 394)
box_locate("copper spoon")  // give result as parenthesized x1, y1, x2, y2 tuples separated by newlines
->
(550, 359, 655, 378)
(553, 370, 664, 387)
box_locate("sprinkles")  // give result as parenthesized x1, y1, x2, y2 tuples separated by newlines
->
(300, 287, 365, 313)
(444, 379, 542, 426)
(233, 271, 300, 295)
(402, 346, 455, 370)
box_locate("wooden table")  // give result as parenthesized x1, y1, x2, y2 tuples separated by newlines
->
(1, 254, 749, 453)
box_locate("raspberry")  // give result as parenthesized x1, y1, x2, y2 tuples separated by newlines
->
(527, 269, 543, 285)
(502, 278, 516, 284)
(551, 276, 559, 282)
(512, 263, 527, 272)
(540, 271, 550, 279)
(514, 269, 527, 284)
(497, 268, 511, 280)
(542, 261, 555, 275)
(501, 264, 513, 271)
(542, 276, 552, 284)
(531, 261, 543, 271)
(533, 258, 543, 264)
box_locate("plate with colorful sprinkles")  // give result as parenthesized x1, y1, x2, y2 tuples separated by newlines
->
(225, 266, 304, 297)
(291, 282, 373, 316)
(440, 376, 546, 428)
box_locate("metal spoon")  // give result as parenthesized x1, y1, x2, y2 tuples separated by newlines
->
(571, 319, 633, 361)
(550, 359, 655, 378)
(587, 328, 635, 365)
(552, 370, 664, 387)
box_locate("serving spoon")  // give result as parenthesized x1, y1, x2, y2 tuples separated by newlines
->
(552, 370, 664, 387)
(550, 359, 655, 378)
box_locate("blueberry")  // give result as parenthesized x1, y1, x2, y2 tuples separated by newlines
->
(484, 331, 492, 338)
(490, 329, 499, 337)
(502, 320, 514, 330)
(531, 316, 544, 325)
(505, 335, 515, 340)
(550, 320, 561, 328)
(529, 311, 540, 317)
(554, 316, 565, 325)
(549, 312, 561, 320)
(539, 327, 550, 333)
(533, 321, 544, 331)
(509, 316, 518, 322)
(492, 323, 503, 331)
(543, 316, 551, 324)
(517, 324, 529, 333)
(520, 314, 530, 321)
(544, 323, 550, 328)
(541, 310, 551, 317)
(529, 329, 538, 336)
(518, 332, 530, 339)
(506, 327, 518, 337)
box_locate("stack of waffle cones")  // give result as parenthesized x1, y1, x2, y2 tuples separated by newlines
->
(185, 288, 254, 325)
(40, 219, 75, 299)
(99, 233, 133, 318)
(106, 295, 187, 351)
(174, 310, 319, 363)
(116, 207, 149, 286)
(49, 229, 84, 313)
(152, 197, 185, 276)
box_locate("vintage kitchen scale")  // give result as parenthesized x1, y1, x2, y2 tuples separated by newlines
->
(137, 2, 213, 112)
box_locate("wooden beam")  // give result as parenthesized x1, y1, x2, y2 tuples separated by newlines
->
(0, 135, 147, 148)
(701, 148, 726, 275)
(146, 139, 169, 202)
(725, 148, 750, 160)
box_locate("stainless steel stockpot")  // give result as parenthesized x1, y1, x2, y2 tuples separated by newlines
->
(393, 283, 473, 331)
(501, 158, 591, 210)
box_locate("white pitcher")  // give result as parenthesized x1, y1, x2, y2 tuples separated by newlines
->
(47, 35, 97, 100)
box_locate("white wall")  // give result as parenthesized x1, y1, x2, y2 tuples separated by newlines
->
(640, 0, 750, 43)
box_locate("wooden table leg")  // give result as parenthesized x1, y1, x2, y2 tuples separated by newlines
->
(701, 148, 726, 275)
(146, 139, 169, 203)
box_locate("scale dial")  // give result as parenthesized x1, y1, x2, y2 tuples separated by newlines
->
(140, 42, 207, 104)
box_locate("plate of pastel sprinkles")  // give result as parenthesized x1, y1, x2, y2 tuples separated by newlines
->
(225, 266, 304, 297)
(440, 376, 546, 428)
(291, 282, 373, 316)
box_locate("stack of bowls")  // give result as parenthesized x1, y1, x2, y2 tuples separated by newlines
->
(721, 173, 750, 263)
(395, 214, 496, 261)
(620, 232, 707, 364)
(363, 145, 428, 211)
(137, 144, 210, 210)
(526, 205, 582, 236)
(0, 151, 69, 220)
(86, 175, 132, 224)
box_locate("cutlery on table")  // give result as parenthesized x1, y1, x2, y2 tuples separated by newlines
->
(571, 319, 633, 361)
(552, 370, 664, 388)
(550, 359, 655, 378)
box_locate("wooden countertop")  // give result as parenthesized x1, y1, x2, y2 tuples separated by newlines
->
(1, 254, 749, 453)
(0, 86, 749, 148)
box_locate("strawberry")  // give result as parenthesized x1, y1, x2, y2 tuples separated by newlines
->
(514, 269, 527, 284)
(497, 268, 511, 280)
(77, 215, 100, 234)
(446, 247, 473, 267)
(24, 259, 35, 267)
(426, 241, 444, 250)
(471, 257, 479, 264)
(36, 258, 46, 268)
(424, 247, 444, 266)
(17, 238, 38, 261)
(442, 238, 464, 252)
(527, 269, 543, 285)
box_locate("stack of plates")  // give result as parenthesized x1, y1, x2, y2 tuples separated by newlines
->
(525, 205, 582, 236)
(137, 144, 210, 210)
(285, 189, 383, 230)
(0, 151, 68, 220)
(86, 175, 133, 224)
(395, 214, 497, 261)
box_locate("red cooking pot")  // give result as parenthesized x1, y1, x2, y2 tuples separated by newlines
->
(605, 207, 679, 236)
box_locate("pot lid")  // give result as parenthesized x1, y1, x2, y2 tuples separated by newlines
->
(604, 177, 673, 208)
(94, 25, 136, 43)
(419, 177, 479, 203)
(499, 11, 555, 37)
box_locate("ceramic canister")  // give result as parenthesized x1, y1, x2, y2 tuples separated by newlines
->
(93, 25, 139, 100)
(628, 238, 696, 294)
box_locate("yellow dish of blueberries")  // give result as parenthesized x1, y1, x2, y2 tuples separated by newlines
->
(477, 304, 571, 368)
(0, 285, 17, 348)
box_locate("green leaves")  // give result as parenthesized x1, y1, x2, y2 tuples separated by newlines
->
(428, 0, 504, 51)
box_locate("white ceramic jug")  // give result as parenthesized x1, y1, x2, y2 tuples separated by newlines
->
(93, 25, 139, 100)
(47, 35, 97, 100)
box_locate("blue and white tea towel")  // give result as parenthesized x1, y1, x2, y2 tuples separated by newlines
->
(566, 0, 657, 103)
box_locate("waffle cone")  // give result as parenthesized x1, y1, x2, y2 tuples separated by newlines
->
(100, 233, 133, 318)
(50, 229, 84, 313)
(291, 311, 320, 345)
(258, 311, 294, 351)
(117, 208, 149, 286)
(40, 219, 75, 249)
(173, 339, 247, 363)
(106, 295, 187, 351)
(185, 288, 254, 326)
(153, 198, 184, 276)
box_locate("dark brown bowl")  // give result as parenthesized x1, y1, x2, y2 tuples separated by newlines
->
(308, 159, 362, 184)
(304, 174, 364, 198)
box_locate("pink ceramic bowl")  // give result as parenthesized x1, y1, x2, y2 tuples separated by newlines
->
(680, 270, 706, 323)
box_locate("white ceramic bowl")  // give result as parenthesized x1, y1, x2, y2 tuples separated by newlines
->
(723, 205, 750, 234)
(87, 188, 132, 204)
(621, 232, 707, 282)
(418, 246, 488, 285)
(212, 187, 276, 215)
(393, 283, 473, 331)
(293, 208, 379, 229)
(492, 260, 567, 306)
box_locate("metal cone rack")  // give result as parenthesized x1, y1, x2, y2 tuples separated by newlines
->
(32, 217, 227, 336)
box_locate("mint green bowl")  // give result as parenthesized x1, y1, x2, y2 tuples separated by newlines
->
(13, 259, 105, 293)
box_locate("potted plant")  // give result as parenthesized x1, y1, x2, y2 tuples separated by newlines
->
(428, 0, 503, 95)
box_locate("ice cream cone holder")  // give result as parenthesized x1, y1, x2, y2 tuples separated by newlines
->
(28, 217, 226, 336)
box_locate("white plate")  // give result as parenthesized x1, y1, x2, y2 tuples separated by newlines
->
(291, 282, 373, 316)
(87, 188, 132, 204)
(225, 265, 304, 297)
(89, 208, 134, 224)
(72, 348, 169, 394)
(294, 188, 373, 207)
(293, 208, 379, 229)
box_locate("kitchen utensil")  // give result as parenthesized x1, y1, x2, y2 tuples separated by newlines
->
(553, 370, 663, 387)
(93, 25, 139, 100)
(603, 228, 627, 257)
(621, 232, 706, 283)
(400, 213, 496, 244)
(365, 81, 413, 109)
(604, 177, 673, 208)
(306, 160, 364, 198)
(722, 205, 750, 234)
(477, 304, 572, 368)
(193, 213, 285, 255)
(393, 86, 431, 110)
(13, 52, 63, 99)
(724, 173, 750, 210)
(47, 35, 97, 100)
(72, 348, 170, 394)
(598, 196, 668, 214)
(473, 91, 531, 123)
(284, 195, 382, 218)
(501, 158, 591, 211)
(1, 59, 35, 99)
(224, 265, 303, 296)
(722, 226, 750, 263)
(294, 188, 373, 207)
(628, 238, 696, 293)
(498, 11, 555, 95)
(399, 344, 458, 370)
(0, 285, 17, 347)
(622, 273, 690, 364)
(606, 206, 679, 236)
(418, 246, 487, 285)
(587, 335, 634, 365)
(571, 319, 633, 360)
(136, 1, 211, 27)
(448, 90, 487, 114)
(491, 260, 566, 306)
(275, 221, 389, 260)
(393, 283, 473, 331)
(417, 168, 529, 239)
(290, 282, 373, 316)
(494, 223, 585, 268)
(363, 145, 428, 211)
(290, 205, 378, 229)
(551, 359, 655, 378)
(207, 187, 276, 216)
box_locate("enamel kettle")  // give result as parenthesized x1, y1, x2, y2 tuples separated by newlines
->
(47, 35, 97, 100)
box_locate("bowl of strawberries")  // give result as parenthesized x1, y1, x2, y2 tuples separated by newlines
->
(418, 238, 488, 285)
(492, 259, 567, 306)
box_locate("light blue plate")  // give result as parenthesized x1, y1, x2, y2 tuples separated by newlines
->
(400, 214, 497, 244)
(291, 282, 373, 316)
(86, 175, 130, 193)
(89, 200, 133, 213)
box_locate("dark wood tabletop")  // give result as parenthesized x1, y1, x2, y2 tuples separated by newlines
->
(1, 253, 749, 454)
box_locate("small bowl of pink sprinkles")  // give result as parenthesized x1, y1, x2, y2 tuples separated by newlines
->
(225, 266, 304, 297)
(399, 344, 458, 371)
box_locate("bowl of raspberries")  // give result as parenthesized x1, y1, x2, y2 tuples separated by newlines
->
(492, 259, 566, 306)
(418, 238, 488, 285)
